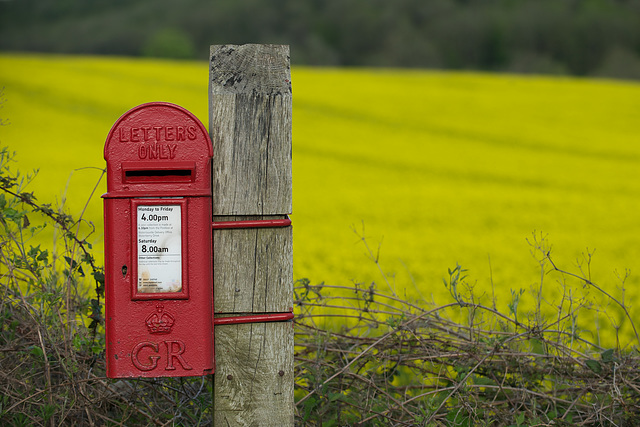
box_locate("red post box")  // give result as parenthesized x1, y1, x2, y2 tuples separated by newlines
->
(103, 102, 213, 378)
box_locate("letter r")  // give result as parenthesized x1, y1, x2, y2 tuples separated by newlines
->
(164, 340, 193, 370)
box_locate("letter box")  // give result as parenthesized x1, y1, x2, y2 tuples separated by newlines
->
(103, 102, 213, 378)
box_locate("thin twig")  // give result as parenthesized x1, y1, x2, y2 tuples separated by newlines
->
(296, 302, 460, 406)
(546, 253, 640, 346)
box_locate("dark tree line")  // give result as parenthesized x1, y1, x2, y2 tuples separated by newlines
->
(2, 0, 640, 79)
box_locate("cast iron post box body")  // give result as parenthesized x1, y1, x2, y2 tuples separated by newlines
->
(103, 102, 213, 378)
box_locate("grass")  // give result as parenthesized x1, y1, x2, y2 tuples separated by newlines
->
(1, 53, 640, 347)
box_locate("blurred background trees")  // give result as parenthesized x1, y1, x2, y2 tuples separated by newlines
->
(1, 0, 640, 80)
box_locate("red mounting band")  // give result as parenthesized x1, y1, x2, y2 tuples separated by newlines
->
(212, 216, 291, 230)
(213, 312, 295, 326)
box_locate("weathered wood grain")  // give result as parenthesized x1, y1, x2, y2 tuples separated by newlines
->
(213, 322, 294, 426)
(213, 215, 292, 314)
(209, 44, 293, 426)
(209, 44, 292, 216)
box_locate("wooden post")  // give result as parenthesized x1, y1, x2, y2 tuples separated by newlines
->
(209, 44, 293, 426)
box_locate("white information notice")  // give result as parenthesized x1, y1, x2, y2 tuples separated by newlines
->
(137, 205, 182, 293)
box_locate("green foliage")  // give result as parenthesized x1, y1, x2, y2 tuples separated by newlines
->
(2, 0, 640, 79)
(0, 145, 107, 424)
(443, 263, 468, 306)
(142, 28, 196, 60)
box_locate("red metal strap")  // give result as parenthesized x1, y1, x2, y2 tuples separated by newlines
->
(212, 217, 291, 230)
(213, 312, 294, 326)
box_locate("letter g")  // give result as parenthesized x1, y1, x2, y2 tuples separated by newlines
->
(132, 341, 160, 371)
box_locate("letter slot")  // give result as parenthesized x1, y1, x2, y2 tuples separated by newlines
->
(122, 161, 195, 183)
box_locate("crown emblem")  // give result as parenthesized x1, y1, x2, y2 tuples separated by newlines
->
(145, 304, 175, 334)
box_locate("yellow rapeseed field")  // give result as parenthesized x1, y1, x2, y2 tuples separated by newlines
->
(2, 53, 640, 344)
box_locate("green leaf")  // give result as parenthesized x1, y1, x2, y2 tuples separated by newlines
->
(93, 271, 105, 284)
(302, 396, 319, 421)
(40, 403, 56, 422)
(328, 392, 343, 402)
(601, 348, 615, 363)
(28, 245, 41, 257)
(530, 338, 546, 355)
(446, 410, 470, 427)
(29, 346, 44, 358)
(586, 359, 602, 374)
(37, 249, 48, 262)
(4, 207, 18, 219)
(19, 191, 35, 203)
(64, 256, 78, 269)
